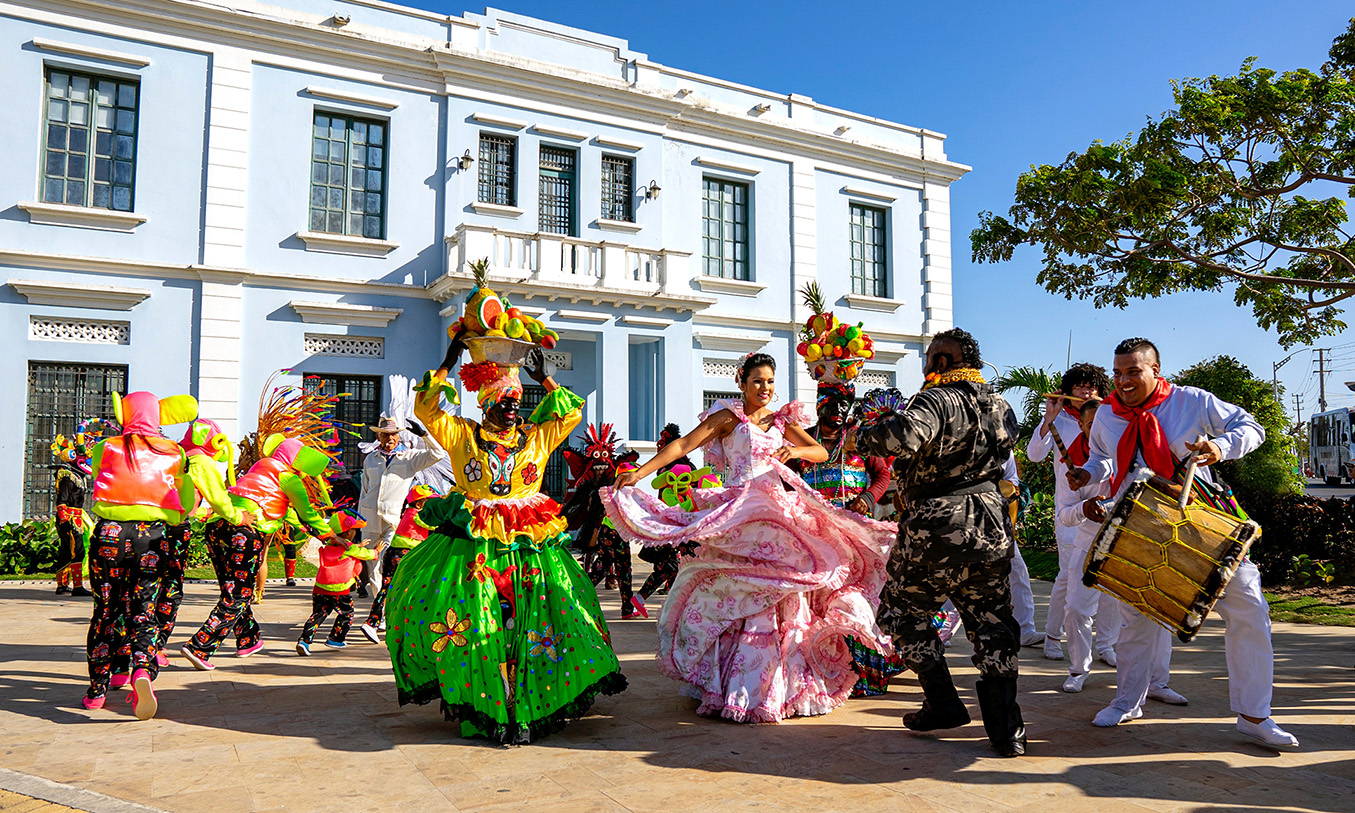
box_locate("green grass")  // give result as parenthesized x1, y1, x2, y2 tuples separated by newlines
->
(184, 547, 318, 581)
(1022, 548, 1059, 581)
(1264, 593, 1355, 627)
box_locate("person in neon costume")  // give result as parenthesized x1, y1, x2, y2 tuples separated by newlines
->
(297, 510, 375, 655)
(82, 391, 199, 720)
(180, 433, 335, 671)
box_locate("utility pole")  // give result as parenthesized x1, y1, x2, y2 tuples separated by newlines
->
(1316, 348, 1331, 412)
(1272, 349, 1305, 403)
(1294, 393, 1302, 427)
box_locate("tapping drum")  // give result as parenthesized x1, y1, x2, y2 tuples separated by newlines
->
(1082, 473, 1260, 642)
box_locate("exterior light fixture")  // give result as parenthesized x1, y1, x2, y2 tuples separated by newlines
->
(457, 149, 475, 170)
(753, 103, 771, 115)
(645, 180, 661, 200)
(331, 14, 351, 26)
(835, 125, 851, 136)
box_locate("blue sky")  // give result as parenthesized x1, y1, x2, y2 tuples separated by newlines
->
(405, 1, 1354, 418)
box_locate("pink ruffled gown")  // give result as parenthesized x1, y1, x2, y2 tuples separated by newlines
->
(601, 399, 896, 722)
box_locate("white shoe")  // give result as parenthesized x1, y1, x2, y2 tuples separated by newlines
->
(378, 620, 386, 632)
(1147, 686, 1188, 706)
(1237, 716, 1299, 747)
(1043, 637, 1064, 660)
(1093, 705, 1143, 727)
(1020, 632, 1044, 648)
(1062, 673, 1087, 693)
(1098, 649, 1117, 667)
(360, 623, 380, 644)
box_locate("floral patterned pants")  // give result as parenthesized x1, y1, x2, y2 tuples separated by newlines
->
(86, 519, 168, 698)
(587, 526, 633, 609)
(153, 523, 191, 652)
(301, 591, 353, 644)
(364, 546, 409, 626)
(185, 522, 264, 659)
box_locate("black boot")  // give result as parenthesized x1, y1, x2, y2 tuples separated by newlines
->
(975, 676, 1026, 757)
(903, 660, 971, 731)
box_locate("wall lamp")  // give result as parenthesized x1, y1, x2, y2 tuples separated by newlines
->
(456, 149, 475, 170)
(752, 103, 771, 115)
(330, 14, 351, 26)
(644, 180, 661, 200)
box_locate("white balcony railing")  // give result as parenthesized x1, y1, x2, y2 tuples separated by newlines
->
(446, 224, 691, 298)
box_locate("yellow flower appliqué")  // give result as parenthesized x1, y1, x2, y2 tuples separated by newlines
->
(429, 608, 473, 652)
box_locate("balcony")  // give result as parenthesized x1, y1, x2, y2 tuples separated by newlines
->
(435, 224, 712, 312)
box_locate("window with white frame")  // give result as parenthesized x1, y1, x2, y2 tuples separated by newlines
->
(702, 177, 750, 280)
(478, 133, 516, 206)
(310, 112, 388, 239)
(601, 155, 634, 222)
(42, 68, 139, 210)
(849, 203, 888, 297)
(628, 341, 660, 441)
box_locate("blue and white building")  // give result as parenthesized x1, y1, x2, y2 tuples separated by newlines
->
(0, 0, 968, 520)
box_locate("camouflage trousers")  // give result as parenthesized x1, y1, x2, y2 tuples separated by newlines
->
(878, 553, 1020, 679)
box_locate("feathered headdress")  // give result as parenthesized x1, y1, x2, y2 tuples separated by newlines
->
(563, 422, 638, 487)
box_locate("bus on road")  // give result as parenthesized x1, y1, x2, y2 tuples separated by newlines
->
(1309, 407, 1355, 484)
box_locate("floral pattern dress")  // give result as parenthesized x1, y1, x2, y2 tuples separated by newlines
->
(601, 399, 895, 722)
(383, 373, 626, 744)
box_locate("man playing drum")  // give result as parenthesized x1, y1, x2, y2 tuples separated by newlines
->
(1067, 337, 1298, 748)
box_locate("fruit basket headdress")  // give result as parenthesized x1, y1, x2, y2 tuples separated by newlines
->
(450, 259, 563, 405)
(795, 283, 876, 399)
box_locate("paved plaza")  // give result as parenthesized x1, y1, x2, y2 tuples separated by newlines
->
(0, 575, 1352, 813)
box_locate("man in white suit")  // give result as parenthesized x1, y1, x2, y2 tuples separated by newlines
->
(356, 417, 446, 601)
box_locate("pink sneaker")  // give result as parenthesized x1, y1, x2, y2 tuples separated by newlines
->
(629, 596, 649, 619)
(179, 645, 214, 672)
(110, 672, 131, 690)
(81, 694, 106, 710)
(130, 669, 157, 721)
(236, 641, 264, 658)
(155, 651, 170, 668)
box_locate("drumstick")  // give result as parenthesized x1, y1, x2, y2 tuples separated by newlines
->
(1047, 423, 1071, 464)
(1177, 434, 1206, 511)
(1040, 393, 1090, 404)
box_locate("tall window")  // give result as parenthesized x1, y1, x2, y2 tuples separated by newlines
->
(42, 68, 139, 210)
(310, 112, 387, 239)
(600, 155, 634, 222)
(478, 133, 516, 206)
(303, 374, 382, 475)
(539, 145, 577, 236)
(702, 177, 750, 280)
(24, 362, 127, 518)
(849, 203, 888, 297)
(628, 342, 659, 442)
(521, 385, 566, 500)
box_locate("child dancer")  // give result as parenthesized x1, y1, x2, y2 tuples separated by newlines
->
(82, 391, 198, 719)
(298, 511, 373, 654)
(359, 484, 438, 642)
(632, 424, 698, 613)
(606, 353, 895, 722)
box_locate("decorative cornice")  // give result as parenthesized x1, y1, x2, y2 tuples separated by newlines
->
(428, 269, 713, 314)
(695, 156, 762, 176)
(8, 278, 151, 310)
(594, 218, 642, 234)
(556, 309, 610, 323)
(18, 201, 146, 233)
(532, 123, 588, 141)
(619, 314, 672, 328)
(693, 276, 767, 297)
(31, 36, 150, 67)
(471, 112, 527, 130)
(470, 202, 526, 218)
(295, 231, 400, 256)
(841, 293, 905, 313)
(692, 329, 771, 353)
(289, 300, 404, 327)
(305, 85, 400, 110)
(593, 135, 643, 151)
(841, 185, 898, 203)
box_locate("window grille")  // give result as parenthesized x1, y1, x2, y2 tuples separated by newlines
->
(303, 334, 385, 358)
(24, 362, 127, 518)
(850, 203, 888, 297)
(42, 68, 139, 210)
(856, 370, 895, 388)
(29, 316, 130, 345)
(520, 385, 566, 500)
(539, 145, 577, 236)
(303, 374, 382, 475)
(702, 360, 740, 380)
(478, 133, 516, 206)
(702, 177, 750, 280)
(310, 112, 387, 239)
(702, 390, 740, 411)
(601, 155, 634, 222)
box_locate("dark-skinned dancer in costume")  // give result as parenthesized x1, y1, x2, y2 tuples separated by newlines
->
(852, 328, 1027, 757)
(385, 331, 625, 744)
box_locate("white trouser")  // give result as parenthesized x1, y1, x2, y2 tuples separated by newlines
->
(1045, 541, 1075, 640)
(1064, 556, 1133, 674)
(1107, 560, 1272, 718)
(1009, 540, 1036, 636)
(362, 523, 396, 591)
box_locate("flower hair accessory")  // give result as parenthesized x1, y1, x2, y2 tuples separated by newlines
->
(734, 352, 757, 384)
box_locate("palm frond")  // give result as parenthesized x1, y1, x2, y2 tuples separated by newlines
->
(993, 365, 1061, 439)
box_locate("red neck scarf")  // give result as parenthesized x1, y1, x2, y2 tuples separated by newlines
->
(1067, 432, 1091, 467)
(1062, 403, 1081, 421)
(1105, 378, 1174, 492)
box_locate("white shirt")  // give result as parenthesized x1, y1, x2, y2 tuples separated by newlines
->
(1028, 409, 1083, 545)
(1083, 384, 1264, 501)
(1055, 470, 1107, 549)
(1003, 451, 1020, 487)
(357, 441, 448, 537)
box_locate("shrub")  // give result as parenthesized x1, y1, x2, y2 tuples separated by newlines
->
(0, 520, 61, 576)
(1243, 493, 1354, 583)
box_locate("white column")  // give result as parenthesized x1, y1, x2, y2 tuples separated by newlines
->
(790, 159, 818, 406)
(921, 179, 954, 336)
(196, 48, 252, 438)
(598, 328, 630, 434)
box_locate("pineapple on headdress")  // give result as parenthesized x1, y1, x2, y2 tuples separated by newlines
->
(450, 258, 564, 402)
(795, 282, 875, 385)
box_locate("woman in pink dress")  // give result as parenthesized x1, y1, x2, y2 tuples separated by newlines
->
(604, 354, 896, 722)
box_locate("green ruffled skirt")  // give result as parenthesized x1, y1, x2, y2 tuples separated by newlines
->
(385, 497, 626, 744)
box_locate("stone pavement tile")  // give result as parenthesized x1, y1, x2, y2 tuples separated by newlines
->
(0, 789, 78, 813)
(434, 774, 574, 810)
(262, 753, 456, 812)
(155, 786, 254, 813)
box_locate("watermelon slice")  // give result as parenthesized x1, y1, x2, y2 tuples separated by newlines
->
(474, 293, 504, 335)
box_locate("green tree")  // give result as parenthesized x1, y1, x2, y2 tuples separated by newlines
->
(971, 19, 1355, 348)
(1172, 355, 1303, 501)
(992, 365, 1061, 440)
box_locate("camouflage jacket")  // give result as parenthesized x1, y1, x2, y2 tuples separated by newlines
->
(856, 380, 1019, 563)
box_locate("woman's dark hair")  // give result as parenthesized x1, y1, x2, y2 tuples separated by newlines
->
(736, 353, 776, 385)
(933, 328, 982, 369)
(1060, 363, 1112, 397)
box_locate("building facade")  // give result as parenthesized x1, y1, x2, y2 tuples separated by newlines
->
(0, 0, 968, 520)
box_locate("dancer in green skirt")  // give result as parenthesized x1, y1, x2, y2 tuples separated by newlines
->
(385, 322, 625, 743)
